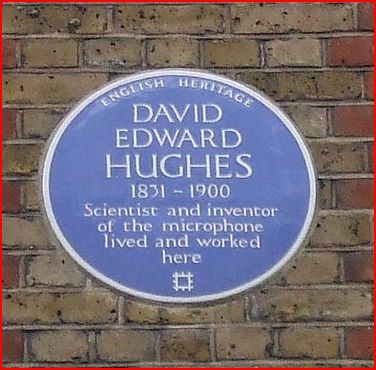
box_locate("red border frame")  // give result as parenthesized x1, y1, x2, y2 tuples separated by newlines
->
(1, 0, 374, 3)
(1, 1, 375, 369)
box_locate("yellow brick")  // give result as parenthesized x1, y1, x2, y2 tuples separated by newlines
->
(231, 3, 354, 33)
(309, 142, 365, 174)
(238, 71, 362, 101)
(23, 110, 62, 139)
(275, 252, 340, 285)
(160, 330, 211, 362)
(26, 250, 86, 287)
(3, 144, 42, 175)
(211, 299, 246, 323)
(29, 331, 88, 362)
(84, 39, 142, 67)
(4, 73, 108, 104)
(114, 4, 224, 34)
(279, 328, 339, 359)
(3, 292, 118, 324)
(3, 5, 108, 34)
(265, 39, 322, 67)
(204, 39, 260, 67)
(159, 306, 212, 324)
(147, 39, 199, 67)
(216, 327, 272, 360)
(22, 39, 78, 67)
(2, 216, 50, 247)
(97, 330, 156, 362)
(285, 106, 327, 138)
(311, 214, 371, 246)
(255, 288, 372, 321)
(124, 300, 159, 324)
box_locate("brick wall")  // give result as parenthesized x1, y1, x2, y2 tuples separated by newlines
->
(2, 2, 374, 367)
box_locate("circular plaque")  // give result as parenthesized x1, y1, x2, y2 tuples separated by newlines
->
(42, 69, 316, 303)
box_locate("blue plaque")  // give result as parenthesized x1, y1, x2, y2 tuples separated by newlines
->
(42, 69, 317, 303)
